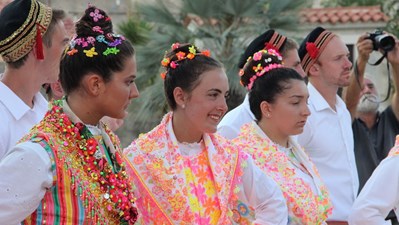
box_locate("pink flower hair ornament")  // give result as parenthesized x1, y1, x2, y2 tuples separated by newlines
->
(160, 43, 212, 79)
(246, 63, 283, 90)
(240, 49, 283, 90)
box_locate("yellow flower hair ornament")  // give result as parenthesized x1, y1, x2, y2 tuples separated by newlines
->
(160, 43, 211, 79)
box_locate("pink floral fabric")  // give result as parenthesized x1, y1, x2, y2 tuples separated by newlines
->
(124, 113, 254, 224)
(233, 122, 332, 224)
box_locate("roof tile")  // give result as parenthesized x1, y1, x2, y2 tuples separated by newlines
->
(301, 5, 390, 25)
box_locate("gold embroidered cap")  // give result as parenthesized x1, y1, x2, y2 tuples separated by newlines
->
(0, 0, 52, 62)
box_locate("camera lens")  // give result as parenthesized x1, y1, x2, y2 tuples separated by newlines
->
(376, 34, 395, 52)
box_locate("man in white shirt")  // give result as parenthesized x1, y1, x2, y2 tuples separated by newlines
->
(297, 27, 358, 224)
(0, 0, 69, 159)
(349, 34, 399, 225)
(218, 29, 305, 139)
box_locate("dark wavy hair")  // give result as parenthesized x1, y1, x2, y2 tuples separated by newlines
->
(60, 6, 135, 94)
(240, 50, 304, 120)
(162, 43, 223, 110)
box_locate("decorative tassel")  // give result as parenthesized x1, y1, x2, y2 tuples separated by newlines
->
(36, 23, 44, 60)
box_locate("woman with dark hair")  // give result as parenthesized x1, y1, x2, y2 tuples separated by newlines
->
(124, 43, 288, 224)
(233, 49, 332, 224)
(0, 6, 139, 224)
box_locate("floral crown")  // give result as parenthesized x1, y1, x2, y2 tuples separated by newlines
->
(240, 49, 283, 90)
(65, 7, 126, 58)
(160, 43, 211, 79)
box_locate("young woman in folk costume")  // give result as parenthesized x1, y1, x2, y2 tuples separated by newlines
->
(232, 49, 333, 224)
(0, 6, 139, 225)
(123, 43, 288, 225)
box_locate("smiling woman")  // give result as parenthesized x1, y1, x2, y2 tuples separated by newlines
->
(123, 42, 288, 225)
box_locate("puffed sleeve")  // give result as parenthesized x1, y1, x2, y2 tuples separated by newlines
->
(238, 152, 288, 225)
(217, 124, 240, 140)
(349, 156, 399, 225)
(0, 142, 54, 224)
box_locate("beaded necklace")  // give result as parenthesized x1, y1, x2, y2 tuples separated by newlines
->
(48, 100, 138, 224)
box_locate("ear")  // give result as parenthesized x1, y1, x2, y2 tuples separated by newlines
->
(173, 87, 187, 109)
(308, 63, 320, 77)
(50, 81, 64, 100)
(82, 74, 105, 96)
(260, 100, 273, 119)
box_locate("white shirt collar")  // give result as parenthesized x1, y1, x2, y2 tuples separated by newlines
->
(0, 81, 47, 120)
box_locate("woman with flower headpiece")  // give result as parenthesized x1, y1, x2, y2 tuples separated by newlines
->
(232, 49, 332, 224)
(123, 43, 288, 224)
(0, 6, 139, 225)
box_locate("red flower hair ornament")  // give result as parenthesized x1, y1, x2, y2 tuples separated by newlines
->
(306, 42, 319, 59)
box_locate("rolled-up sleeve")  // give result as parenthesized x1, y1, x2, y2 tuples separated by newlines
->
(0, 142, 54, 224)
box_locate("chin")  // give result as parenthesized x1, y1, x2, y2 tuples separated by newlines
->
(205, 126, 217, 134)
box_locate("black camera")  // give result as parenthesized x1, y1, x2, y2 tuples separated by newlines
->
(367, 30, 395, 52)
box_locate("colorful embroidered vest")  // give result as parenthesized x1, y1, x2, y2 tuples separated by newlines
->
(124, 113, 255, 224)
(21, 101, 137, 225)
(233, 122, 332, 225)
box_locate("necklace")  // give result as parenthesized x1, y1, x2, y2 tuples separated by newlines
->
(49, 100, 138, 224)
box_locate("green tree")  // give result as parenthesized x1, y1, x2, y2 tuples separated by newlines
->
(383, 0, 399, 37)
(119, 0, 307, 143)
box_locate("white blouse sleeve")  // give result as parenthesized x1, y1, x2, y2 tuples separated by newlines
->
(0, 142, 54, 224)
(217, 124, 239, 140)
(349, 156, 399, 225)
(238, 152, 288, 225)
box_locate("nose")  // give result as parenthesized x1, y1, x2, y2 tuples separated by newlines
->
(129, 83, 139, 100)
(303, 104, 311, 117)
(218, 97, 228, 115)
(363, 85, 371, 93)
(345, 57, 352, 69)
(296, 65, 306, 78)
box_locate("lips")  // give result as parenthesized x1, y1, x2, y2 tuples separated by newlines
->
(209, 113, 222, 122)
(297, 120, 306, 127)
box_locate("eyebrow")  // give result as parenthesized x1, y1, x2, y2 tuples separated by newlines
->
(289, 95, 306, 99)
(208, 88, 222, 93)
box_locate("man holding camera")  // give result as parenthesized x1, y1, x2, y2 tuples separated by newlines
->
(348, 32, 399, 225)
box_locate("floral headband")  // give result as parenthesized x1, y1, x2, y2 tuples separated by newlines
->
(65, 7, 125, 58)
(240, 49, 283, 90)
(160, 43, 211, 79)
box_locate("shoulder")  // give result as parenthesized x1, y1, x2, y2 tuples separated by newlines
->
(125, 123, 167, 155)
(5, 141, 52, 166)
(211, 133, 241, 155)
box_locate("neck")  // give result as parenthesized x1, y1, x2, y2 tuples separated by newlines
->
(172, 111, 203, 143)
(358, 111, 378, 129)
(310, 80, 338, 111)
(258, 120, 289, 148)
(1, 67, 42, 108)
(66, 93, 102, 126)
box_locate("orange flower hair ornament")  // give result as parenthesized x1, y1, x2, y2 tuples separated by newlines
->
(239, 49, 283, 90)
(160, 43, 211, 79)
